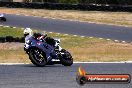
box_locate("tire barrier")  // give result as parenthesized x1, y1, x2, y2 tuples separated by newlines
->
(0, 36, 25, 43)
(6, 36, 14, 42)
(0, 2, 132, 12)
(14, 37, 20, 42)
(0, 37, 6, 43)
(19, 37, 25, 43)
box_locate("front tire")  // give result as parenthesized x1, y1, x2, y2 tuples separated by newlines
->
(29, 48, 47, 67)
(60, 49, 73, 66)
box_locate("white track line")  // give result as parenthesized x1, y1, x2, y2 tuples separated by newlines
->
(57, 33, 60, 35)
(74, 61, 132, 63)
(49, 32, 53, 33)
(89, 37, 93, 38)
(0, 63, 30, 65)
(64, 34, 68, 35)
(0, 61, 132, 65)
(81, 36, 85, 38)
(106, 39, 111, 41)
(73, 35, 77, 37)
(25, 15, 29, 16)
(4, 26, 10, 28)
(114, 40, 119, 42)
(122, 41, 126, 43)
(13, 27, 16, 28)
(16, 14, 20, 15)
(99, 38, 103, 40)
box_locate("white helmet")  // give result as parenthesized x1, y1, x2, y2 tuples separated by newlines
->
(23, 28, 32, 37)
(0, 13, 4, 17)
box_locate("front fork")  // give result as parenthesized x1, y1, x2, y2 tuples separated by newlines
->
(56, 46, 62, 51)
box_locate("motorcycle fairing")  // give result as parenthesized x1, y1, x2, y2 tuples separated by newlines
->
(26, 37, 55, 62)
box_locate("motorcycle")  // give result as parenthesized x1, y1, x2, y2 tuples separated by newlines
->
(0, 14, 6, 21)
(24, 34, 73, 67)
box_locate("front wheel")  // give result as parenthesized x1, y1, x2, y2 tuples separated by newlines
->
(28, 48, 47, 67)
(60, 49, 73, 66)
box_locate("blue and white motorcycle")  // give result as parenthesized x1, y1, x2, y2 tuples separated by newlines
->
(0, 14, 6, 21)
(24, 34, 73, 67)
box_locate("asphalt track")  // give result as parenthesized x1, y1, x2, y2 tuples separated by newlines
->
(0, 63, 132, 88)
(0, 14, 132, 41)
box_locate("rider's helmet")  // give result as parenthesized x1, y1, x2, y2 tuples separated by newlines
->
(23, 28, 32, 37)
(0, 13, 4, 17)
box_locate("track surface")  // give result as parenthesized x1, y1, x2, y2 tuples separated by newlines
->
(0, 63, 131, 88)
(0, 14, 132, 41)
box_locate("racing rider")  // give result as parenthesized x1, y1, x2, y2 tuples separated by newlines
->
(23, 28, 56, 47)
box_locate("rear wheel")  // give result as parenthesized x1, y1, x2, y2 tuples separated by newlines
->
(29, 48, 47, 67)
(1, 17, 6, 21)
(60, 49, 73, 66)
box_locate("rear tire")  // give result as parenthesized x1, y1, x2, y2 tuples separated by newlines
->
(1, 17, 6, 21)
(60, 49, 73, 66)
(29, 48, 47, 67)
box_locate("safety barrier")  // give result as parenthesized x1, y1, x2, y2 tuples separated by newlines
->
(0, 2, 132, 12)
(0, 36, 25, 43)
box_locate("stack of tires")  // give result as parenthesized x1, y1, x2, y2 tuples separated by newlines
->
(0, 37, 6, 43)
(0, 36, 25, 43)
(0, 2, 132, 12)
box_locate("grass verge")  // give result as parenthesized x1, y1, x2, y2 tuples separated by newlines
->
(0, 27, 132, 63)
(0, 7, 132, 27)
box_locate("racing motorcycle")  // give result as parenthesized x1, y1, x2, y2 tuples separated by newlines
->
(24, 34, 73, 67)
(0, 14, 6, 21)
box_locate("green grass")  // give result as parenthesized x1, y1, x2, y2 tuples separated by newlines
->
(0, 27, 23, 37)
(0, 27, 132, 63)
